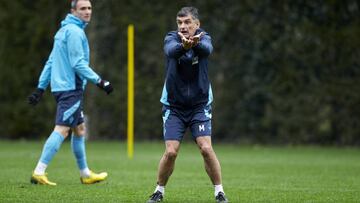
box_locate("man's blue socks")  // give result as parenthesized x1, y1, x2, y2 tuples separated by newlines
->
(71, 135, 88, 170)
(39, 131, 65, 164)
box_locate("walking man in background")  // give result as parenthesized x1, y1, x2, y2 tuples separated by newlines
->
(28, 0, 113, 185)
(147, 6, 228, 203)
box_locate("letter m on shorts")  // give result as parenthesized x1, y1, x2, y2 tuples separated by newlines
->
(199, 124, 205, 132)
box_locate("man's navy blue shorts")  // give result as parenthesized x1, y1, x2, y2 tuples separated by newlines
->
(162, 105, 212, 141)
(53, 90, 84, 128)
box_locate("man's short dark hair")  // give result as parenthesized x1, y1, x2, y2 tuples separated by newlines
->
(71, 0, 90, 9)
(177, 7, 199, 20)
(70, 0, 90, 9)
(71, 0, 78, 9)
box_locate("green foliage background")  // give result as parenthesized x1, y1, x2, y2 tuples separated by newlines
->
(0, 0, 359, 144)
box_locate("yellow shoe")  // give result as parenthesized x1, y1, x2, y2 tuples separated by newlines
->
(80, 170, 108, 184)
(30, 172, 57, 186)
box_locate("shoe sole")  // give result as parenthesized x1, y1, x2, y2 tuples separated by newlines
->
(81, 179, 104, 184)
(30, 178, 38, 184)
(30, 177, 56, 185)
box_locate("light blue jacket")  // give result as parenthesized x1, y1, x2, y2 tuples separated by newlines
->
(37, 14, 100, 92)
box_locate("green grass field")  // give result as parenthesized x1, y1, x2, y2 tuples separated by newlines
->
(0, 141, 359, 202)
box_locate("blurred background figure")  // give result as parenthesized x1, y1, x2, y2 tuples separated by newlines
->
(28, 0, 113, 186)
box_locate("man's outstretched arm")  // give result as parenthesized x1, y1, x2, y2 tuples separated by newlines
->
(192, 32, 213, 57)
(164, 32, 187, 59)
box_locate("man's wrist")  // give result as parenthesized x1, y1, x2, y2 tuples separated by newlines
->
(181, 42, 192, 50)
(36, 88, 44, 94)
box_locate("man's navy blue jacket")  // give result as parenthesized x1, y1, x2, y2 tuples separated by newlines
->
(160, 29, 214, 109)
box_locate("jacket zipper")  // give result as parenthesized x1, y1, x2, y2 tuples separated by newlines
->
(186, 81, 190, 106)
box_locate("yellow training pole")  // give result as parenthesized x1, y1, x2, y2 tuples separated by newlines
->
(127, 24, 134, 159)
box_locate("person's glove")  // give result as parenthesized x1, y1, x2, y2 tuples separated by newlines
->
(28, 88, 44, 106)
(97, 79, 113, 94)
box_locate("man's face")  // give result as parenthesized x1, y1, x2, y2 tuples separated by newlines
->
(71, 0, 92, 23)
(177, 14, 200, 39)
